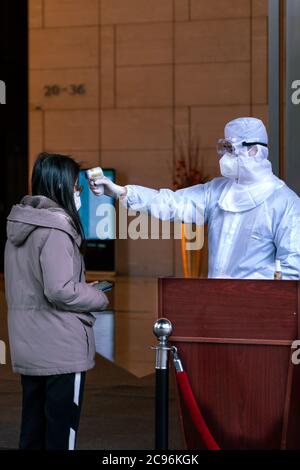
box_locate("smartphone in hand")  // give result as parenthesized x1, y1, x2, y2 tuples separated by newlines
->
(93, 280, 114, 292)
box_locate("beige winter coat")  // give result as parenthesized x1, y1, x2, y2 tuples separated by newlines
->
(4, 195, 108, 376)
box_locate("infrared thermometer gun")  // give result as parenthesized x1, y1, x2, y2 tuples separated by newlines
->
(86, 167, 105, 196)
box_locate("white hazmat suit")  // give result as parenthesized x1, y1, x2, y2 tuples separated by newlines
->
(90, 117, 300, 279)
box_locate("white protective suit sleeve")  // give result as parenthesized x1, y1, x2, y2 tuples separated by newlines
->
(121, 184, 211, 225)
(274, 203, 300, 279)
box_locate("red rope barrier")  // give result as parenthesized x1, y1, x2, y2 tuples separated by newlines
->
(176, 370, 220, 450)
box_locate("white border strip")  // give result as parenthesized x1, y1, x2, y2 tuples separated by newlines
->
(73, 372, 81, 406)
(68, 428, 76, 450)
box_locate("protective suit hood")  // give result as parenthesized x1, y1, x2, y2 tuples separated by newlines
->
(218, 117, 284, 212)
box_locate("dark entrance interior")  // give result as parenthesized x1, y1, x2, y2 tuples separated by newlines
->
(0, 0, 28, 270)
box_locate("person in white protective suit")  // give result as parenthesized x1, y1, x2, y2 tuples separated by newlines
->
(88, 117, 300, 279)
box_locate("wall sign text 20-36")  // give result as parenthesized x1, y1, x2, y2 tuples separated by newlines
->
(44, 84, 86, 97)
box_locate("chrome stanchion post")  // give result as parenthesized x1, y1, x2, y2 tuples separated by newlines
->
(153, 318, 173, 451)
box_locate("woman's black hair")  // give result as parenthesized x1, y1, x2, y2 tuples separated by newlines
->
(31, 152, 84, 240)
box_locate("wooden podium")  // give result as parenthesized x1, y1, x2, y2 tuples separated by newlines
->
(158, 278, 300, 449)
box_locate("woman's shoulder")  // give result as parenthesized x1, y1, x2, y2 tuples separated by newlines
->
(34, 226, 81, 257)
(35, 206, 81, 245)
(32, 212, 81, 249)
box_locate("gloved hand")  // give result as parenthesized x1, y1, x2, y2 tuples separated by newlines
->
(87, 167, 127, 198)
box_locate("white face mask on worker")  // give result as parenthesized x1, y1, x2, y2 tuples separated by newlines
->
(74, 191, 81, 211)
(219, 153, 239, 179)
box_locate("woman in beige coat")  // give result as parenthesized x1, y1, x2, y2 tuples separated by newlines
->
(4, 153, 108, 450)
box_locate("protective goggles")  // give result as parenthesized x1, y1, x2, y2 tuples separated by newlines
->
(217, 139, 268, 157)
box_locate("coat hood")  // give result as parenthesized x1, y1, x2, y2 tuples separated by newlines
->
(7, 195, 81, 247)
